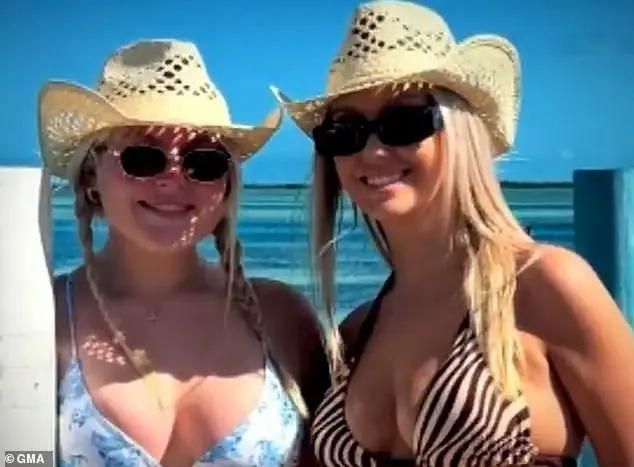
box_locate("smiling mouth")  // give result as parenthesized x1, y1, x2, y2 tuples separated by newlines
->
(360, 169, 412, 188)
(138, 201, 195, 215)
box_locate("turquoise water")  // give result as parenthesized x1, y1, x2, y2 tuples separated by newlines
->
(52, 184, 573, 317)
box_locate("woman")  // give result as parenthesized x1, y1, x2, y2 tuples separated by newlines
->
(272, 1, 634, 466)
(39, 39, 322, 466)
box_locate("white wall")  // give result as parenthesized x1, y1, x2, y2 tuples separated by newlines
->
(0, 166, 56, 452)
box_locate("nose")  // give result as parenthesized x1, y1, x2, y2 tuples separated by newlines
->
(360, 134, 390, 160)
(155, 156, 186, 190)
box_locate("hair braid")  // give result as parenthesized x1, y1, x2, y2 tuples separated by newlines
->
(73, 146, 112, 330)
(214, 218, 308, 418)
(73, 184, 110, 318)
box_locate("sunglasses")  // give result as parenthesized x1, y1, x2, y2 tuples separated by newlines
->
(117, 145, 231, 182)
(312, 103, 444, 158)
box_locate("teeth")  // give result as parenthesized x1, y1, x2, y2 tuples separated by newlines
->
(147, 203, 189, 212)
(365, 173, 402, 187)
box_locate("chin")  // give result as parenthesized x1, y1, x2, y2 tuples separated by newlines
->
(357, 189, 420, 222)
(130, 225, 205, 253)
(148, 237, 199, 253)
(367, 202, 419, 223)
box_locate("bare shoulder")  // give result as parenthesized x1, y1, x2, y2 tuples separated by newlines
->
(515, 243, 630, 340)
(54, 273, 70, 337)
(516, 243, 634, 463)
(53, 271, 74, 381)
(250, 277, 320, 340)
(250, 277, 322, 379)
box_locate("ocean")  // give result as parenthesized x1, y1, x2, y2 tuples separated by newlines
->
(52, 184, 573, 318)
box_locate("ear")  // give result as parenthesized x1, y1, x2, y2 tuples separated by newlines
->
(86, 187, 101, 206)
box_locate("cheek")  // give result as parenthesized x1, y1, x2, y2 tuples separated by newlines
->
(94, 160, 134, 206)
(193, 178, 229, 213)
(414, 137, 440, 166)
(333, 158, 356, 185)
(413, 138, 444, 183)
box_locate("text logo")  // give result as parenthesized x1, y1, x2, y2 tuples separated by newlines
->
(4, 451, 53, 466)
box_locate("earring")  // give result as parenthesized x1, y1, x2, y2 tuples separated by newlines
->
(86, 188, 101, 205)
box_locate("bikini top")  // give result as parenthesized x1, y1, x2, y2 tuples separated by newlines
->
(57, 274, 303, 466)
(310, 273, 578, 467)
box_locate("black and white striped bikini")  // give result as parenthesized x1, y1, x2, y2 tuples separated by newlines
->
(310, 274, 578, 467)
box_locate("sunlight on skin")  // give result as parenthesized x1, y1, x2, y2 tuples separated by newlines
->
(81, 125, 234, 388)
(81, 335, 127, 366)
(95, 125, 230, 253)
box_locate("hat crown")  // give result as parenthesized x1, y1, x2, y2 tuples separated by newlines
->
(327, 1, 456, 94)
(95, 39, 232, 125)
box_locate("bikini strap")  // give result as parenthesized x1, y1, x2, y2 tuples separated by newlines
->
(348, 272, 395, 369)
(64, 274, 78, 358)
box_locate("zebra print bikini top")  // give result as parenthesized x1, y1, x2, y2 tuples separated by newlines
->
(310, 274, 578, 467)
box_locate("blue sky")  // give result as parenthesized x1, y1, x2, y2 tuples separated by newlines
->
(1, 0, 633, 182)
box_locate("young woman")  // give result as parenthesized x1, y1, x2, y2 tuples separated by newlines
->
(39, 39, 322, 466)
(272, 1, 634, 466)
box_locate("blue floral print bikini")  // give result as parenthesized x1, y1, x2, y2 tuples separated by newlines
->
(57, 275, 303, 466)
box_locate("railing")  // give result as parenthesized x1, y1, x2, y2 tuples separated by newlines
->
(573, 169, 634, 467)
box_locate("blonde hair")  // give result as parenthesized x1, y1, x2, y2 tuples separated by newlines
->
(71, 141, 308, 416)
(311, 88, 532, 398)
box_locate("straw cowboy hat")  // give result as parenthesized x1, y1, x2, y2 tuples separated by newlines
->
(271, 0, 521, 157)
(38, 39, 283, 180)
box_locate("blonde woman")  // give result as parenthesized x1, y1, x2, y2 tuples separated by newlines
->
(39, 39, 322, 466)
(273, 1, 634, 466)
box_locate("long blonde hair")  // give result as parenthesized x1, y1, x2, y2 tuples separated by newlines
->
(71, 141, 308, 416)
(311, 88, 532, 398)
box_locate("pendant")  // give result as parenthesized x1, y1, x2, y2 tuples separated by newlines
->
(130, 349, 152, 373)
(146, 311, 159, 324)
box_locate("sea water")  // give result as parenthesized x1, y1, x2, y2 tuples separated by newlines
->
(51, 184, 573, 318)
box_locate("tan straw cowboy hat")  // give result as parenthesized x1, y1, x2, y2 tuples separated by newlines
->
(38, 39, 283, 180)
(271, 0, 521, 157)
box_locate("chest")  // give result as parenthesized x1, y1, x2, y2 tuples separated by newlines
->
(342, 314, 470, 454)
(59, 357, 270, 463)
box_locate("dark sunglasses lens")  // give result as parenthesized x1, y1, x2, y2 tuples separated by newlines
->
(313, 119, 368, 157)
(119, 146, 167, 178)
(379, 105, 441, 147)
(182, 149, 230, 182)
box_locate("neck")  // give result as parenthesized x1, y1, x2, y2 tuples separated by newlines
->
(95, 231, 206, 299)
(380, 210, 464, 291)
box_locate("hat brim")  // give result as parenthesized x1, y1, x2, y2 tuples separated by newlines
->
(271, 35, 520, 157)
(38, 81, 282, 180)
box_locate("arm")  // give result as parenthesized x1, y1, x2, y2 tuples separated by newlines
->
(251, 278, 330, 467)
(522, 246, 634, 466)
(54, 273, 72, 386)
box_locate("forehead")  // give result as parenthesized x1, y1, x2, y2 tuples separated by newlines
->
(105, 125, 219, 147)
(329, 84, 430, 118)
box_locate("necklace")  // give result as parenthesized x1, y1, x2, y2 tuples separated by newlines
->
(85, 260, 215, 409)
(85, 267, 171, 410)
(145, 310, 159, 324)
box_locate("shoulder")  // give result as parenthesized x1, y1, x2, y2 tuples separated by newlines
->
(250, 277, 323, 381)
(53, 271, 76, 381)
(250, 277, 320, 342)
(53, 272, 71, 332)
(515, 243, 627, 341)
(53, 267, 85, 323)
(515, 244, 634, 462)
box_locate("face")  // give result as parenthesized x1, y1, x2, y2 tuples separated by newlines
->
(87, 125, 232, 252)
(314, 87, 444, 223)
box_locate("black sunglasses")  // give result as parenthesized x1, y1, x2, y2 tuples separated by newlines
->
(312, 103, 444, 158)
(117, 145, 231, 183)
